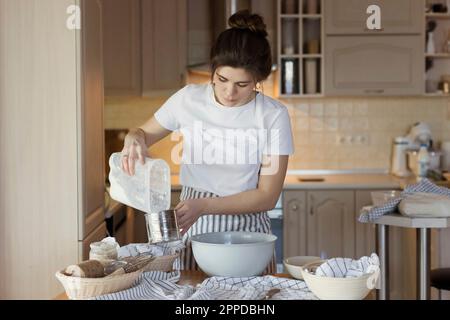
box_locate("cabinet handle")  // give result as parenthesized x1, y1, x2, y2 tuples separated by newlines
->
(364, 28, 385, 32)
(364, 89, 385, 94)
(309, 194, 315, 215)
(291, 204, 298, 211)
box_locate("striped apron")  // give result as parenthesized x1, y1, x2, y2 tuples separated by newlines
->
(174, 185, 276, 275)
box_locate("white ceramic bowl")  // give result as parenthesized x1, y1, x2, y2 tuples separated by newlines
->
(300, 260, 379, 300)
(190, 231, 276, 277)
(371, 190, 401, 206)
(283, 256, 321, 280)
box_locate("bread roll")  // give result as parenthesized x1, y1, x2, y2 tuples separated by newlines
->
(65, 260, 105, 278)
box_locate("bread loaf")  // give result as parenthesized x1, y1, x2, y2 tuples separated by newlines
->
(64, 260, 105, 278)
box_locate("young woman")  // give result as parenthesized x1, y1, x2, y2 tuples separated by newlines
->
(120, 10, 294, 273)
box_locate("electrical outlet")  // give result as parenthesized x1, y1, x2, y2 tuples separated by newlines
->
(336, 134, 369, 145)
(336, 135, 346, 145)
(355, 133, 369, 145)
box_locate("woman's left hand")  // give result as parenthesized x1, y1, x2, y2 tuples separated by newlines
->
(175, 198, 208, 235)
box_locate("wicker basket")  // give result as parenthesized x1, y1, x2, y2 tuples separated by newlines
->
(55, 269, 142, 300)
(56, 253, 179, 299)
(142, 253, 178, 272)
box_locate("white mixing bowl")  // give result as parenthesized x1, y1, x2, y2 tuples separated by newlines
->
(190, 231, 276, 277)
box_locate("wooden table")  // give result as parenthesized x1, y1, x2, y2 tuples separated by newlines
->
(55, 270, 292, 299)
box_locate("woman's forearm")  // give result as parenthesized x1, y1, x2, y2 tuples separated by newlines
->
(202, 189, 279, 215)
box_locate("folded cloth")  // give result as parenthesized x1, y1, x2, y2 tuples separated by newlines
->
(358, 178, 450, 222)
(399, 192, 450, 217)
(315, 253, 380, 278)
(118, 240, 185, 258)
(94, 271, 317, 300)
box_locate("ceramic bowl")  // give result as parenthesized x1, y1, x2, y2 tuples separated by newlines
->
(190, 231, 276, 277)
(283, 256, 321, 280)
(300, 260, 379, 300)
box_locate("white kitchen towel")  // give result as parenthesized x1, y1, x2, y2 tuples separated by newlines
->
(314, 253, 380, 278)
(358, 178, 450, 222)
(94, 271, 317, 300)
(118, 241, 185, 259)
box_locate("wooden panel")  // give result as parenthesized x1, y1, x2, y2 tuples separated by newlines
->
(142, 0, 187, 94)
(355, 190, 377, 258)
(307, 190, 355, 258)
(102, 0, 141, 95)
(79, 222, 108, 261)
(325, 35, 424, 95)
(324, 0, 423, 35)
(0, 0, 79, 299)
(283, 190, 307, 257)
(79, 0, 105, 239)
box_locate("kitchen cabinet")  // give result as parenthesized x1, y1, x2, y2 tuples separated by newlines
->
(324, 0, 423, 35)
(324, 35, 424, 95)
(102, 0, 142, 96)
(283, 190, 354, 259)
(283, 190, 307, 257)
(141, 0, 188, 95)
(424, 8, 450, 96)
(102, 0, 187, 96)
(277, 0, 325, 97)
(307, 191, 355, 258)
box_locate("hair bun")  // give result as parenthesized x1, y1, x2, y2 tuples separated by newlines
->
(228, 10, 268, 37)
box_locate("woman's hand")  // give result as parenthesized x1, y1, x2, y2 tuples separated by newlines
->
(121, 128, 148, 176)
(175, 198, 208, 235)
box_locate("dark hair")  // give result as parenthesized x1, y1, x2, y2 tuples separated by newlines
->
(210, 10, 272, 83)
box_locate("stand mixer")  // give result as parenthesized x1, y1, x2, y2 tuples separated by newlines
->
(391, 122, 432, 177)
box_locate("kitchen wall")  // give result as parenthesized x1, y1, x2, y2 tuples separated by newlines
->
(281, 96, 450, 171)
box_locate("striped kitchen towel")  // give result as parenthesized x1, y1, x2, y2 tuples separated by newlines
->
(94, 271, 317, 300)
(118, 240, 185, 258)
(358, 178, 450, 223)
(314, 253, 380, 278)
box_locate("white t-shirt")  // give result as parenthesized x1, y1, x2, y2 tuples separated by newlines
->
(154, 84, 294, 197)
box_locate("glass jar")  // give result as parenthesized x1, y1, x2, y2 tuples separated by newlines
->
(89, 241, 118, 262)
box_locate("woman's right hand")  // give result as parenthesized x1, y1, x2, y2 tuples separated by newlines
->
(121, 128, 148, 176)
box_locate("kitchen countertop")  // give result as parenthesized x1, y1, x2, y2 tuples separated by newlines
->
(171, 172, 450, 191)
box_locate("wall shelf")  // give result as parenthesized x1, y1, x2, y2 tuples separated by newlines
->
(425, 2, 450, 95)
(278, 0, 324, 97)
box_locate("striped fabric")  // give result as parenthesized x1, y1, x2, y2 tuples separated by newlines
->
(95, 270, 317, 300)
(314, 253, 380, 278)
(175, 186, 276, 274)
(358, 178, 450, 222)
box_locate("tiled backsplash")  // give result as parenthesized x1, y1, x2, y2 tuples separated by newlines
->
(280, 97, 450, 170)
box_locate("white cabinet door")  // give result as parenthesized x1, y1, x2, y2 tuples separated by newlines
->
(325, 35, 424, 96)
(324, 0, 423, 35)
(307, 190, 355, 258)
